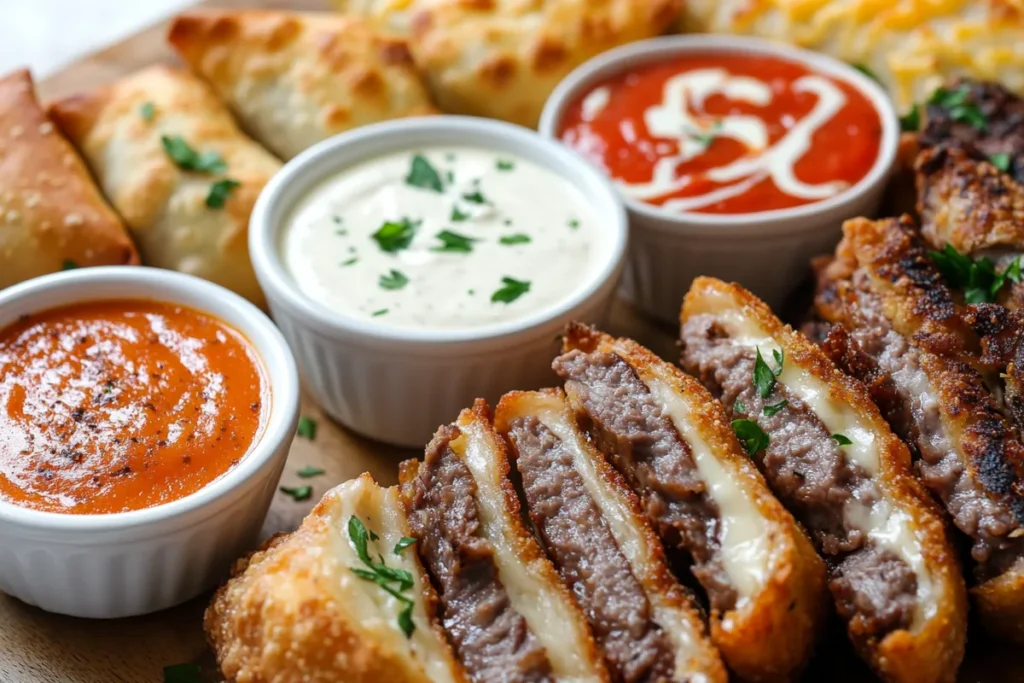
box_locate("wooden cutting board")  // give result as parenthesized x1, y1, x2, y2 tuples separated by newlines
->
(3, 1, 1023, 681)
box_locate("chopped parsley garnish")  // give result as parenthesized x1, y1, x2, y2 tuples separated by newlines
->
(899, 104, 921, 132)
(491, 277, 531, 304)
(989, 153, 1012, 172)
(499, 234, 531, 245)
(163, 663, 202, 683)
(467, 289, 475, 296)
(333, 215, 343, 224)
(61, 259, 78, 270)
(753, 347, 783, 398)
(688, 120, 722, 147)
(297, 466, 325, 478)
(431, 230, 477, 253)
(336, 229, 348, 236)
(928, 85, 987, 131)
(405, 154, 443, 192)
(732, 419, 769, 457)
(348, 517, 417, 637)
(496, 159, 515, 171)
(831, 434, 853, 446)
(450, 205, 470, 222)
(372, 217, 419, 253)
(734, 399, 746, 414)
(341, 257, 358, 266)
(205, 178, 240, 209)
(372, 308, 389, 317)
(394, 536, 417, 555)
(445, 170, 455, 184)
(379, 269, 410, 290)
(929, 244, 1022, 303)
(852, 63, 880, 83)
(140, 101, 155, 122)
(160, 135, 227, 174)
(280, 485, 312, 502)
(763, 400, 788, 417)
(297, 416, 318, 440)
(462, 190, 487, 204)
(568, 219, 580, 230)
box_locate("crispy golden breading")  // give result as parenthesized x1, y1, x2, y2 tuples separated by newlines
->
(814, 216, 1024, 641)
(676, 0, 1024, 114)
(205, 473, 466, 683)
(494, 388, 728, 683)
(556, 324, 828, 682)
(0, 69, 138, 288)
(48, 66, 279, 307)
(168, 10, 437, 160)
(402, 0, 681, 127)
(681, 277, 967, 683)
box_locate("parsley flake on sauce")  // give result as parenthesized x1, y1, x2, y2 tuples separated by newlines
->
(280, 485, 313, 502)
(341, 257, 358, 266)
(348, 517, 417, 637)
(688, 120, 722, 148)
(379, 269, 410, 290)
(405, 154, 444, 192)
(372, 308, 389, 317)
(462, 190, 487, 205)
(450, 206, 470, 222)
(372, 217, 419, 253)
(499, 234, 531, 245)
(928, 85, 987, 131)
(163, 663, 203, 683)
(205, 178, 240, 209)
(140, 101, 156, 122)
(161, 135, 227, 174)
(491, 277, 531, 304)
(496, 159, 515, 171)
(568, 219, 580, 230)
(762, 400, 788, 417)
(394, 536, 417, 555)
(732, 419, 769, 457)
(929, 244, 1022, 303)
(831, 434, 853, 446)
(297, 466, 325, 478)
(297, 416, 318, 440)
(989, 153, 1012, 173)
(431, 230, 476, 253)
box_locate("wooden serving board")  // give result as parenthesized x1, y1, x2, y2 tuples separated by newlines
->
(2, 2, 1023, 681)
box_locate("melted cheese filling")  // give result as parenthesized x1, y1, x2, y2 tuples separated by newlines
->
(456, 416, 603, 682)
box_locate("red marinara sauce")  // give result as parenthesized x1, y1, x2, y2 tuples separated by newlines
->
(0, 300, 268, 514)
(558, 54, 883, 214)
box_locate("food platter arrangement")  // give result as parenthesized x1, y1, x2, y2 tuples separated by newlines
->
(2, 0, 1024, 681)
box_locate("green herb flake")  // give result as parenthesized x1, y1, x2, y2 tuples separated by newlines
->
(371, 308, 389, 317)
(333, 215, 343, 224)
(140, 101, 156, 122)
(753, 347, 781, 399)
(462, 190, 487, 204)
(499, 234, 531, 245)
(989, 153, 1012, 172)
(445, 170, 455, 184)
(397, 602, 415, 637)
(491, 277, 531, 304)
(450, 205, 470, 222)
(405, 154, 443, 192)
(568, 219, 580, 230)
(831, 434, 853, 446)
(734, 399, 747, 414)
(163, 663, 203, 683)
(205, 178, 240, 209)
(336, 229, 348, 236)
(347, 516, 417, 638)
(341, 257, 358, 266)
(297, 466, 325, 478)
(852, 63, 880, 83)
(900, 104, 921, 133)
(61, 259, 78, 271)
(379, 269, 410, 290)
(431, 230, 477, 254)
(496, 159, 515, 171)
(928, 85, 987, 131)
(732, 419, 770, 457)
(280, 485, 312, 502)
(394, 536, 417, 555)
(372, 217, 419, 253)
(763, 400, 788, 417)
(160, 135, 227, 174)
(297, 416, 318, 440)
(369, 529, 380, 541)
(929, 243, 1020, 303)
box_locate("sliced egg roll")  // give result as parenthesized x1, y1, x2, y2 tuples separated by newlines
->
(205, 473, 467, 683)
(48, 65, 281, 307)
(495, 388, 727, 683)
(815, 215, 1024, 642)
(681, 277, 967, 683)
(399, 400, 609, 682)
(168, 10, 436, 160)
(552, 324, 828, 682)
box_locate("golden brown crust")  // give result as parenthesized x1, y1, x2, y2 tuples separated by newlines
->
(558, 324, 827, 682)
(682, 277, 968, 683)
(205, 473, 465, 683)
(0, 69, 137, 288)
(405, 0, 681, 127)
(168, 9, 437, 160)
(48, 65, 280, 307)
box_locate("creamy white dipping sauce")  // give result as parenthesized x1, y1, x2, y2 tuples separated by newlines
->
(282, 147, 604, 330)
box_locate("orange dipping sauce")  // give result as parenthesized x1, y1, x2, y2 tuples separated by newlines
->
(558, 53, 883, 214)
(0, 300, 268, 514)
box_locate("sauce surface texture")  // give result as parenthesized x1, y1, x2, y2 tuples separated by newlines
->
(0, 300, 267, 515)
(558, 53, 882, 214)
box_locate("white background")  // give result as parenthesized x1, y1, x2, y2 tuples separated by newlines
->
(0, 0, 193, 78)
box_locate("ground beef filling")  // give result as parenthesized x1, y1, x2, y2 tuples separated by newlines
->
(552, 350, 735, 612)
(843, 275, 1024, 578)
(507, 416, 675, 683)
(404, 426, 553, 683)
(680, 316, 918, 638)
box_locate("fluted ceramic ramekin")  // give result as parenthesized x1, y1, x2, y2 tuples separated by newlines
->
(0, 267, 299, 618)
(249, 116, 628, 448)
(539, 35, 899, 322)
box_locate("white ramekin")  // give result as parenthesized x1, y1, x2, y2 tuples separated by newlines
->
(539, 35, 899, 322)
(0, 267, 299, 618)
(249, 116, 628, 448)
